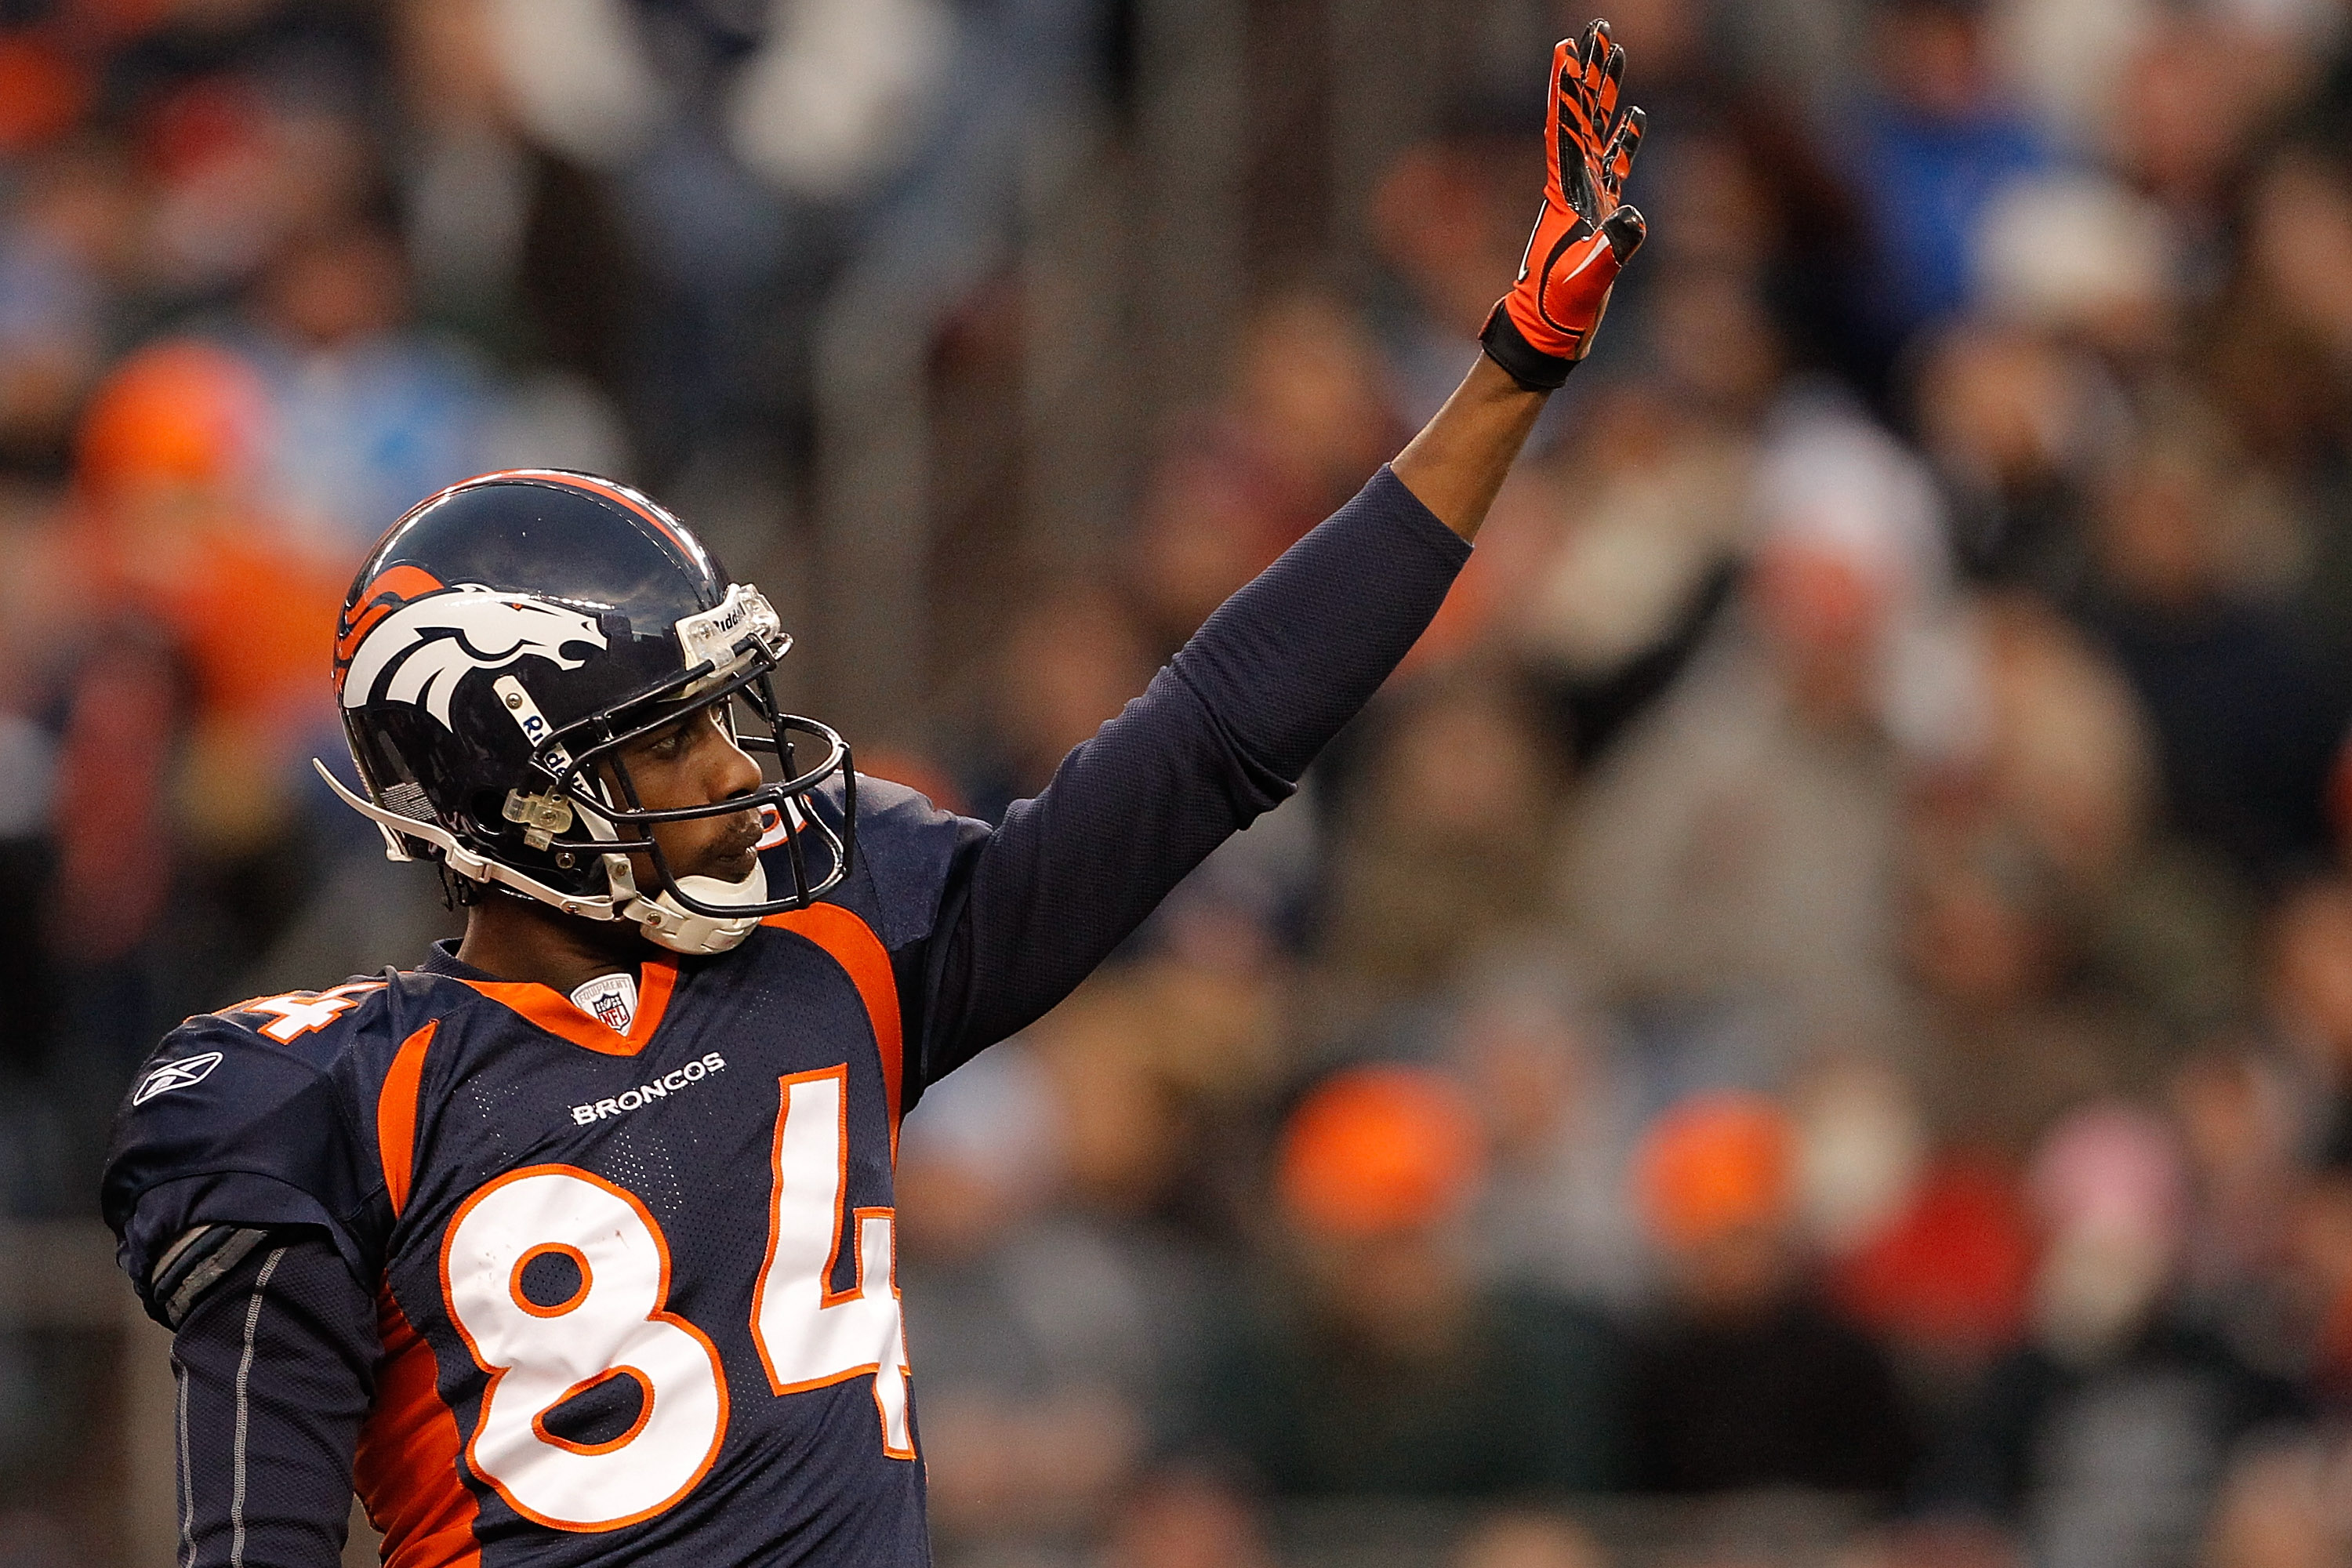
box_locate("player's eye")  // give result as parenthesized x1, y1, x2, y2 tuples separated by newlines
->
(648, 708, 725, 762)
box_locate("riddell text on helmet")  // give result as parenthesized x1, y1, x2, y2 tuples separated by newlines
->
(570, 1052, 728, 1124)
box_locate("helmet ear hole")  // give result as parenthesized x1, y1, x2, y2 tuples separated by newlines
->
(468, 789, 512, 839)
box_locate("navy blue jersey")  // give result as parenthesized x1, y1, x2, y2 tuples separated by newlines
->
(100, 468, 1472, 1568)
(115, 783, 962, 1565)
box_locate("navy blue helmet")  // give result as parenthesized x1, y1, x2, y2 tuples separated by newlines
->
(320, 470, 852, 954)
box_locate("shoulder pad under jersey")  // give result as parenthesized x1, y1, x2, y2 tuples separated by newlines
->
(101, 975, 415, 1325)
(780, 772, 985, 953)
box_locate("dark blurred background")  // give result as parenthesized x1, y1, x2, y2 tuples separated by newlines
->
(5, 0, 2352, 1563)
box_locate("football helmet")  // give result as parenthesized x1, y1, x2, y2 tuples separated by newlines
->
(317, 469, 853, 956)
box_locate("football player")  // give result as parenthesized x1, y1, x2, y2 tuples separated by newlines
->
(101, 24, 1646, 1568)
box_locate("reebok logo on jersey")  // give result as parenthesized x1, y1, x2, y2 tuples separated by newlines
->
(134, 1052, 224, 1105)
(571, 1053, 728, 1125)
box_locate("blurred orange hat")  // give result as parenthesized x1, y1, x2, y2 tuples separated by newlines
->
(77, 339, 271, 496)
(1276, 1065, 1486, 1238)
(1636, 1093, 1797, 1250)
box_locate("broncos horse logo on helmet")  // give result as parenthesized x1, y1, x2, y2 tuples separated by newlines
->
(317, 470, 854, 956)
(339, 585, 608, 728)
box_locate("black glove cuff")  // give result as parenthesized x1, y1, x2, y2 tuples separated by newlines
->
(1479, 303, 1576, 392)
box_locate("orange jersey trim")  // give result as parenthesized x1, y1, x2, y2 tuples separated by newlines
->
(761, 905, 903, 1153)
(453, 960, 677, 1057)
(378, 1021, 437, 1218)
(356, 1287, 484, 1568)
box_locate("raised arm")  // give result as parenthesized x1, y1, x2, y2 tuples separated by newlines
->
(1388, 354, 1552, 541)
(899, 23, 1650, 1088)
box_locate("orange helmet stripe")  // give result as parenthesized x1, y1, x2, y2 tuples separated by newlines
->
(485, 470, 699, 558)
(335, 563, 447, 674)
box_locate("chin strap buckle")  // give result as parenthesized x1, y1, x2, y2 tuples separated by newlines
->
(502, 789, 575, 849)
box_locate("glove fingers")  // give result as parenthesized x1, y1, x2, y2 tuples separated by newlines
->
(1548, 39, 1576, 202)
(1601, 205, 1647, 263)
(1562, 20, 1627, 169)
(1577, 17, 1609, 77)
(1577, 21, 1612, 127)
(1560, 20, 1624, 189)
(1560, 32, 1601, 147)
(1595, 38, 1625, 129)
(1602, 105, 1646, 197)
(1552, 36, 1579, 117)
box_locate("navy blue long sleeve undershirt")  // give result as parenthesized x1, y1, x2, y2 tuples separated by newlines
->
(169, 1233, 376, 1567)
(906, 464, 1469, 1088)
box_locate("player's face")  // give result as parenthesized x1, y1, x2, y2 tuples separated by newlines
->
(610, 704, 765, 884)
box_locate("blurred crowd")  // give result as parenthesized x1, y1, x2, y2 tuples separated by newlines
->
(6, 0, 2352, 1563)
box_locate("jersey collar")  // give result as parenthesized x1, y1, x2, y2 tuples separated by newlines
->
(419, 939, 680, 1057)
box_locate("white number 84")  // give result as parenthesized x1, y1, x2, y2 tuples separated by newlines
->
(441, 1067, 910, 1532)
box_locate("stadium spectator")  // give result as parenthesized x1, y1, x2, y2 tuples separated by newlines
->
(1200, 1065, 1627, 1497)
(1841, 0, 2054, 345)
(1445, 956, 1650, 1312)
(1915, 1105, 2307, 1568)
(2073, 403, 2352, 879)
(1624, 1093, 1919, 1495)
(1563, 390, 1964, 1036)
(1316, 666, 1569, 1014)
(898, 1040, 1210, 1552)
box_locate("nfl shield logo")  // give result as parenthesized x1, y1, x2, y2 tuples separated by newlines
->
(569, 971, 638, 1035)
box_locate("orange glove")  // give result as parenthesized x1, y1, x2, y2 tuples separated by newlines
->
(1480, 20, 1648, 389)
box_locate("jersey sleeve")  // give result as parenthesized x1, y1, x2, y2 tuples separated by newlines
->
(102, 1016, 385, 1327)
(851, 466, 1469, 1096)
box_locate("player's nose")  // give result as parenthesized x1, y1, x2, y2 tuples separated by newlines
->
(707, 723, 763, 804)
